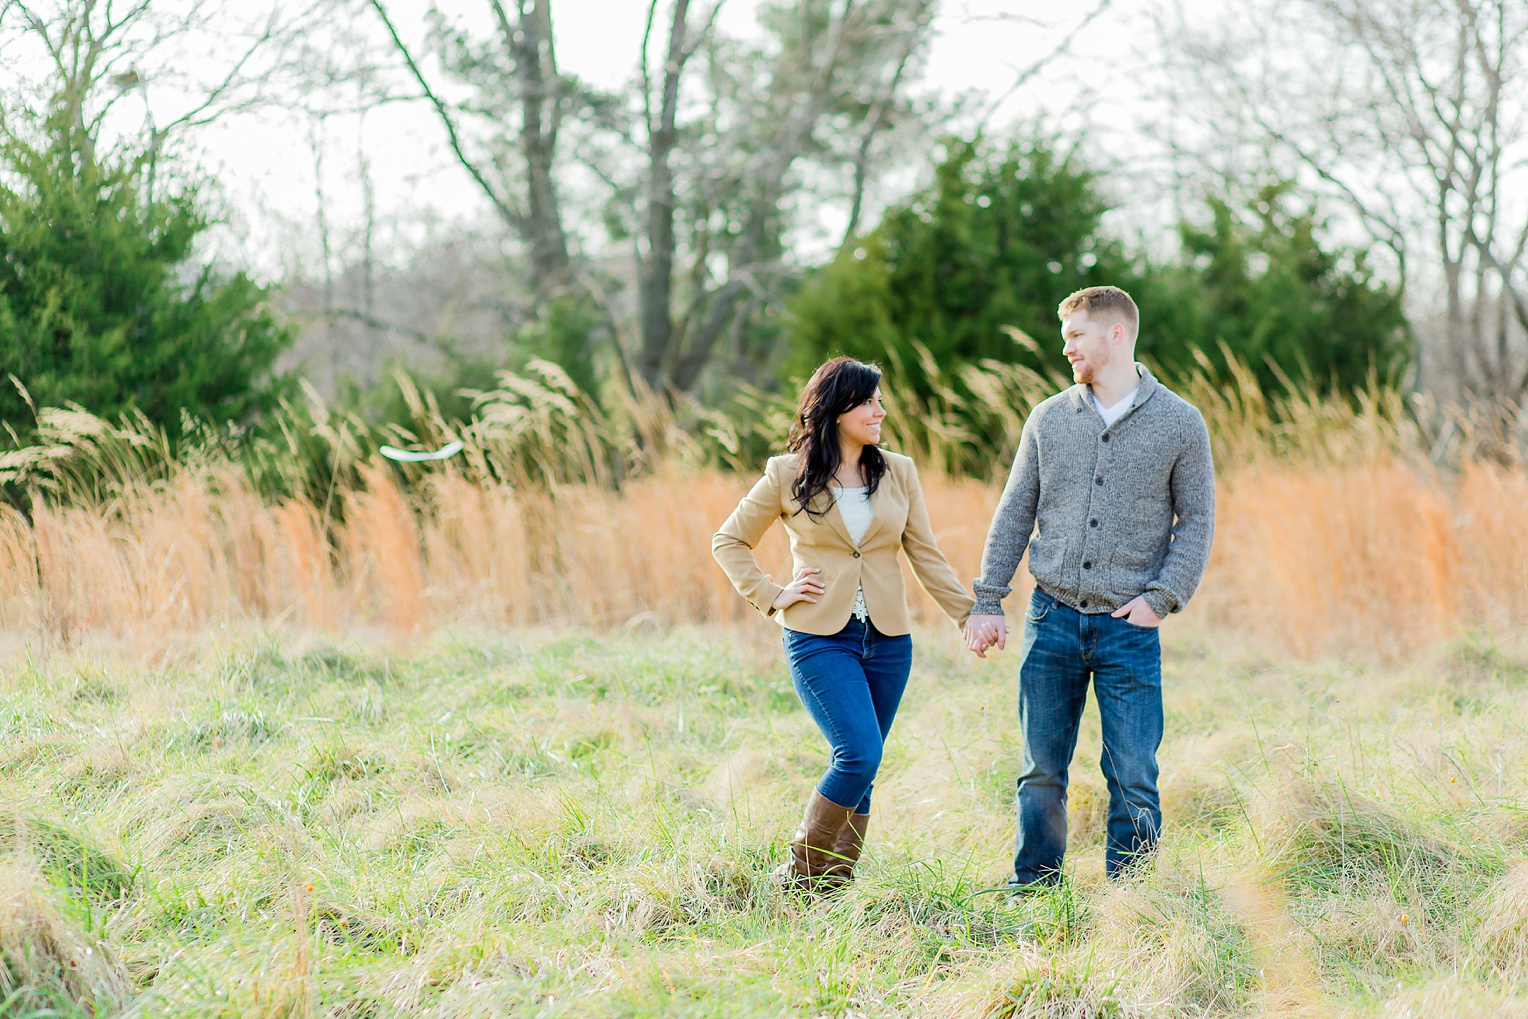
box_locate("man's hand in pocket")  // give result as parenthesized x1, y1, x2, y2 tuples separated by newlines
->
(1111, 596, 1162, 628)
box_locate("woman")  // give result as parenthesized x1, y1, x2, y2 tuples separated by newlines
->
(712, 357, 974, 892)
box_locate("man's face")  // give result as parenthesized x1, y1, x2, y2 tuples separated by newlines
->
(1061, 311, 1124, 384)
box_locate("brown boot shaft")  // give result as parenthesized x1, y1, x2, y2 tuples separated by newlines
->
(782, 790, 854, 882)
(822, 812, 870, 884)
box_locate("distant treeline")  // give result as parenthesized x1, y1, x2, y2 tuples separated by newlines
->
(788, 138, 1407, 403)
(2, 109, 1404, 464)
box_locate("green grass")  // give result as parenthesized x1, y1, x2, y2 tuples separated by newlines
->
(0, 624, 1526, 1017)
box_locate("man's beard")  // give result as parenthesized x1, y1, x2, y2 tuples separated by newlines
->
(1072, 348, 1116, 384)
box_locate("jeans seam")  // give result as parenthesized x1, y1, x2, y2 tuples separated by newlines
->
(793, 664, 850, 755)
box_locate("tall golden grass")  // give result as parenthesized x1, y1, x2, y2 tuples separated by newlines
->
(2, 449, 1527, 658)
(2, 352, 1524, 656)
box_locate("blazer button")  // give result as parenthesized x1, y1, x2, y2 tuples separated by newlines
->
(852, 551, 860, 558)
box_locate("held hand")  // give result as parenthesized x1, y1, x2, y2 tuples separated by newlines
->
(964, 613, 1007, 658)
(772, 567, 825, 611)
(1111, 595, 1162, 628)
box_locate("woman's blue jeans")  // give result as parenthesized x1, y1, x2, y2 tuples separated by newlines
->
(782, 617, 914, 813)
(1011, 587, 1164, 885)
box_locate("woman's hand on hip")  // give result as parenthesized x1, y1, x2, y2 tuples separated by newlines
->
(773, 567, 825, 610)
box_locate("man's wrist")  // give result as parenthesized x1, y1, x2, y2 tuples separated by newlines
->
(970, 596, 1006, 616)
(1141, 590, 1174, 619)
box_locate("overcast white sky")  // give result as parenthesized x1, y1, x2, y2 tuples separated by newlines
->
(183, 0, 1204, 279)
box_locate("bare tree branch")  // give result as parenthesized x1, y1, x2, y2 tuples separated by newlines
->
(978, 0, 1116, 124)
(641, 0, 659, 141)
(304, 306, 433, 345)
(842, 0, 933, 246)
(367, 0, 524, 231)
(1161, 0, 1528, 414)
(154, 10, 276, 134)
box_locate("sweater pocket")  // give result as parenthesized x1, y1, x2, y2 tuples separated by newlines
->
(1110, 545, 1158, 591)
(1026, 538, 1064, 578)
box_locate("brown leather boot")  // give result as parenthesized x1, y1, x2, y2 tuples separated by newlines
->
(772, 790, 854, 892)
(822, 812, 870, 886)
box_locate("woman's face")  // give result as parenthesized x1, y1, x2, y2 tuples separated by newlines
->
(836, 388, 886, 447)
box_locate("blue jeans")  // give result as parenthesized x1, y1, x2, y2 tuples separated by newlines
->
(782, 617, 914, 813)
(1011, 587, 1163, 885)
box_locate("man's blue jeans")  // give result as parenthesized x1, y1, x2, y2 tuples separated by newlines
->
(1011, 587, 1164, 885)
(783, 617, 914, 813)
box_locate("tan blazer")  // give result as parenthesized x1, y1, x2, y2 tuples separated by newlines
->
(712, 450, 975, 636)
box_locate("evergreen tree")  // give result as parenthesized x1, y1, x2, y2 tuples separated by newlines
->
(786, 137, 1143, 390)
(785, 138, 1407, 402)
(0, 111, 292, 442)
(1153, 183, 1408, 394)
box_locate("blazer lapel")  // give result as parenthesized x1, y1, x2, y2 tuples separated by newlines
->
(807, 490, 857, 548)
(855, 474, 906, 549)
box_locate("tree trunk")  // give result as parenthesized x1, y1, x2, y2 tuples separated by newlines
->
(843, 0, 933, 246)
(375, 0, 573, 305)
(503, 0, 571, 298)
(636, 0, 693, 391)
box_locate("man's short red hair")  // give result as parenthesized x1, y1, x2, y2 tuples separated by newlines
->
(1058, 286, 1139, 340)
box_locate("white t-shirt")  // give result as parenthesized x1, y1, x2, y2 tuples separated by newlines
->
(1092, 387, 1139, 427)
(833, 486, 873, 621)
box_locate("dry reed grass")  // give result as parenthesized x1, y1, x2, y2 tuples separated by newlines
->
(3, 451, 1528, 659)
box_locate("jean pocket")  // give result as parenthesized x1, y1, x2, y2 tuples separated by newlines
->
(1024, 591, 1054, 623)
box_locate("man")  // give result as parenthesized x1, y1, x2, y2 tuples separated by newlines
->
(964, 285, 1215, 889)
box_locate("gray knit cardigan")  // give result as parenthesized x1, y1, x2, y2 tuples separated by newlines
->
(971, 364, 1216, 619)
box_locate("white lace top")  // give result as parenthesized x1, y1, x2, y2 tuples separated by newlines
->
(833, 485, 873, 621)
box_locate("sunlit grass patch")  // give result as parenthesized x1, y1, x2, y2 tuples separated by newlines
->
(983, 960, 1130, 1019)
(0, 860, 131, 1017)
(0, 811, 137, 906)
(1090, 869, 1259, 1013)
(0, 626, 1523, 1015)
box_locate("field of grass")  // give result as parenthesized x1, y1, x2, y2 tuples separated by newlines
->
(3, 617, 1528, 1017)
(4, 369, 1528, 1016)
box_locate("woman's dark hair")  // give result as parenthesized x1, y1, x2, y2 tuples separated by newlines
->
(786, 357, 886, 516)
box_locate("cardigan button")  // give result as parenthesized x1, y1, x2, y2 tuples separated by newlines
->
(852, 551, 860, 558)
